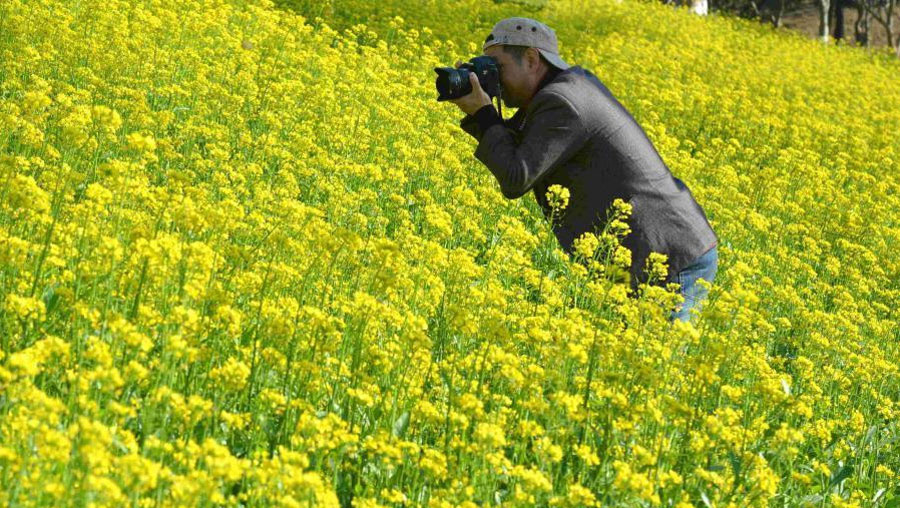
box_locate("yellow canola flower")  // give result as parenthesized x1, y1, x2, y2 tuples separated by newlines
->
(473, 422, 507, 449)
(546, 184, 570, 212)
(126, 132, 157, 153)
(0, 0, 897, 504)
(209, 357, 251, 392)
(573, 231, 600, 260)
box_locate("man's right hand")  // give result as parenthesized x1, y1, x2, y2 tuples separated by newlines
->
(449, 74, 492, 116)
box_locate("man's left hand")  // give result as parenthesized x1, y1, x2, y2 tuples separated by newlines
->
(449, 72, 493, 116)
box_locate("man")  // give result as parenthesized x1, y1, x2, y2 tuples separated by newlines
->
(446, 17, 719, 322)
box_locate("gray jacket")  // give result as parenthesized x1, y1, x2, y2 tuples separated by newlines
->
(460, 65, 718, 287)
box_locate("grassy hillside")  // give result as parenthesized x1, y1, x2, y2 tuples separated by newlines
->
(1, 0, 899, 506)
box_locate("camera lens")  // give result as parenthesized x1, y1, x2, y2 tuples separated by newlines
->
(434, 67, 470, 101)
(434, 56, 499, 102)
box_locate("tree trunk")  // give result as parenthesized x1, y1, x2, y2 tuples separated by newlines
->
(877, 0, 896, 49)
(749, 0, 764, 22)
(834, 0, 845, 39)
(775, 0, 786, 27)
(887, 3, 896, 48)
(866, 9, 872, 46)
(690, 0, 709, 15)
(818, 0, 832, 41)
(854, 1, 869, 46)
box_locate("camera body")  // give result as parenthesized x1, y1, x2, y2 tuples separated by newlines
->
(434, 55, 502, 102)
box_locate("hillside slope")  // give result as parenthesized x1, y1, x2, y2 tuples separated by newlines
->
(1, 0, 899, 506)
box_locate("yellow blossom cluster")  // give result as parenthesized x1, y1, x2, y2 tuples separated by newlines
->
(0, 0, 898, 506)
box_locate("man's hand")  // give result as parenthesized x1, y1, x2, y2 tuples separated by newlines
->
(448, 60, 493, 116)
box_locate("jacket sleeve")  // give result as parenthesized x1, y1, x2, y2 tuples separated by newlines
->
(460, 113, 481, 140)
(459, 107, 515, 142)
(472, 91, 589, 200)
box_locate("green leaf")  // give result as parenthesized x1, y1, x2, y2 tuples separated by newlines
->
(801, 494, 823, 504)
(864, 424, 878, 446)
(728, 448, 742, 478)
(392, 410, 410, 438)
(882, 492, 900, 508)
(828, 464, 853, 489)
(41, 282, 60, 315)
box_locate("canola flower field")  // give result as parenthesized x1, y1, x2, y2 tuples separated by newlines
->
(1, 0, 900, 506)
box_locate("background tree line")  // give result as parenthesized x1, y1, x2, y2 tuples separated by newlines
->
(664, 0, 900, 55)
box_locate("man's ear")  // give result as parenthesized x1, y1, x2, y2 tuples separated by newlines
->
(527, 47, 542, 70)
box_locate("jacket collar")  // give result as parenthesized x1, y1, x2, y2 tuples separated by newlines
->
(537, 65, 564, 92)
(506, 65, 574, 130)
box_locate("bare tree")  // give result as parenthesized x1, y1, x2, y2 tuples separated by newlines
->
(662, 0, 898, 55)
(663, 0, 710, 15)
(750, 0, 789, 27)
(691, 0, 710, 15)
(854, 0, 872, 46)
(817, 0, 833, 40)
(861, 0, 900, 54)
(833, 0, 846, 39)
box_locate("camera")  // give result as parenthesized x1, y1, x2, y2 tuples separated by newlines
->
(434, 55, 502, 102)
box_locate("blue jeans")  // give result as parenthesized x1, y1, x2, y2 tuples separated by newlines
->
(669, 245, 718, 323)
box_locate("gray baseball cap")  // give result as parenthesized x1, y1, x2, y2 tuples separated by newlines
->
(483, 17, 569, 71)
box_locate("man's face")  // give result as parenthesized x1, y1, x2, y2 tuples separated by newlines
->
(484, 45, 543, 109)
